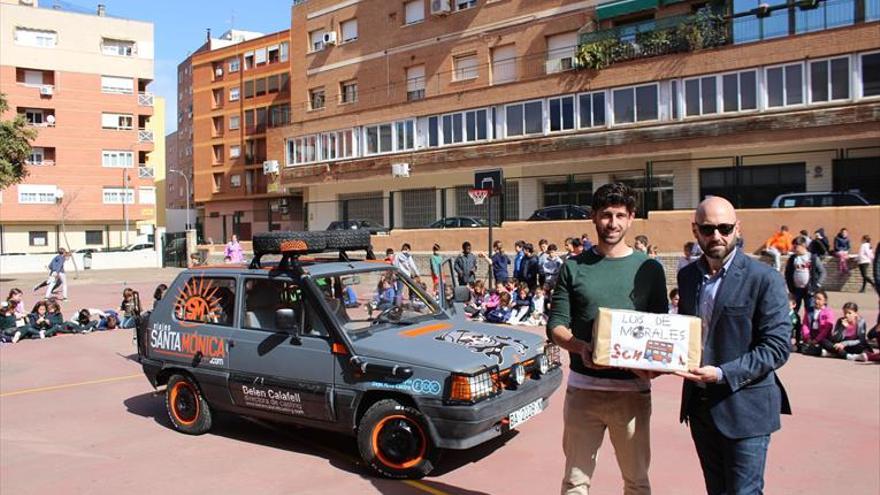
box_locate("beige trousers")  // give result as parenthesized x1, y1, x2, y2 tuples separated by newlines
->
(560, 387, 652, 495)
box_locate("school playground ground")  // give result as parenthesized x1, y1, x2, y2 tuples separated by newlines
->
(1, 269, 878, 495)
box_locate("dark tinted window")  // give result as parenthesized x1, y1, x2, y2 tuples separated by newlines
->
(542, 207, 566, 220)
(700, 163, 805, 208)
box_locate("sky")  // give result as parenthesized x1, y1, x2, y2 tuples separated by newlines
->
(58, 0, 291, 134)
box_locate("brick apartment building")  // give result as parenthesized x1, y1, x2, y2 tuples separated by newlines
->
(187, 29, 294, 242)
(0, 0, 163, 254)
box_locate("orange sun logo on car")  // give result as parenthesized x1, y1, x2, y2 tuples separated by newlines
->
(174, 278, 223, 323)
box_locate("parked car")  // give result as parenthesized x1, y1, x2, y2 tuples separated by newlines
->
(426, 217, 494, 228)
(122, 243, 155, 251)
(326, 219, 389, 235)
(771, 191, 870, 208)
(135, 230, 562, 479)
(73, 248, 101, 255)
(527, 204, 591, 221)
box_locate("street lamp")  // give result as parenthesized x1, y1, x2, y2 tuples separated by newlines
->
(169, 168, 191, 231)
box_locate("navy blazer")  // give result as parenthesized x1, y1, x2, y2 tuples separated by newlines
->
(678, 249, 792, 439)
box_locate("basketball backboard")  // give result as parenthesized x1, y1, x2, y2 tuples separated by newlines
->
(474, 169, 503, 196)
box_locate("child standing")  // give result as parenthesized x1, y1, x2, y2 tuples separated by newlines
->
(857, 235, 875, 293)
(541, 244, 563, 289)
(430, 244, 443, 293)
(490, 241, 511, 285)
(119, 288, 141, 329)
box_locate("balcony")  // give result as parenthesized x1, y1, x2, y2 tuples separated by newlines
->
(138, 165, 155, 179)
(137, 129, 154, 143)
(25, 159, 55, 167)
(138, 92, 154, 106)
(577, 0, 871, 71)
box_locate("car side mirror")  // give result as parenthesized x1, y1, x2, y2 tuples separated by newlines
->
(453, 286, 471, 303)
(275, 308, 298, 334)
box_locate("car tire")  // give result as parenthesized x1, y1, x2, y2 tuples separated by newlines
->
(357, 399, 438, 479)
(324, 230, 372, 250)
(165, 374, 212, 435)
(252, 231, 328, 253)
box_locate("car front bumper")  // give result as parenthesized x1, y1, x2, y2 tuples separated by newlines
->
(417, 367, 563, 450)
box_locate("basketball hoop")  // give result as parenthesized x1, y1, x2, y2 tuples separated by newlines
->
(468, 189, 490, 206)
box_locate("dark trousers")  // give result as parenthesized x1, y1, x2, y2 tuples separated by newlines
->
(818, 339, 868, 357)
(858, 263, 875, 292)
(688, 396, 771, 495)
(789, 287, 813, 316)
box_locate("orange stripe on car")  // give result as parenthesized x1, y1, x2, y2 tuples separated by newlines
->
(399, 323, 452, 337)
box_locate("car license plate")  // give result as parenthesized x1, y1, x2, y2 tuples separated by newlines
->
(508, 398, 543, 429)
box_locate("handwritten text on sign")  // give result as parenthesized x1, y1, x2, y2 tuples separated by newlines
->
(608, 311, 691, 372)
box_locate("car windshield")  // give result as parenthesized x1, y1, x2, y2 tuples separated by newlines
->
(313, 268, 442, 339)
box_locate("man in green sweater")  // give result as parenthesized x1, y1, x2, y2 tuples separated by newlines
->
(548, 182, 668, 495)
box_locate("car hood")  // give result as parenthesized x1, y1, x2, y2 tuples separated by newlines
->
(352, 319, 545, 372)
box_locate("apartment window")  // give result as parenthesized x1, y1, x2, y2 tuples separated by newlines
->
(796, 0, 855, 34)
(229, 115, 240, 130)
(212, 88, 224, 107)
(456, 0, 477, 10)
(732, 0, 789, 44)
(684, 76, 718, 117)
(14, 28, 57, 48)
(310, 30, 325, 52)
(229, 87, 240, 101)
(491, 45, 517, 85)
(465, 109, 488, 142)
(404, 0, 425, 24)
(612, 84, 658, 124)
(406, 65, 426, 101)
(862, 53, 880, 97)
(721, 70, 758, 112)
(19, 185, 56, 205)
(310, 88, 325, 110)
(453, 53, 478, 81)
(101, 113, 133, 130)
(230, 145, 241, 158)
(244, 110, 255, 129)
(396, 120, 416, 151)
(139, 186, 156, 205)
(280, 42, 289, 62)
(578, 91, 606, 128)
(288, 135, 318, 164)
(442, 113, 463, 144)
(548, 96, 575, 132)
(365, 124, 391, 154)
(268, 45, 280, 63)
(101, 38, 135, 57)
(29, 231, 49, 246)
(244, 80, 255, 99)
(102, 150, 134, 168)
(436, 109, 488, 145)
(340, 81, 358, 103)
(228, 57, 240, 72)
(505, 100, 543, 137)
(255, 47, 268, 66)
(102, 187, 135, 205)
(810, 57, 850, 103)
(546, 32, 577, 74)
(700, 163, 805, 208)
(341, 19, 358, 43)
(23, 109, 46, 125)
(213, 145, 223, 163)
(101, 76, 134, 94)
(85, 230, 103, 245)
(270, 104, 290, 127)
(255, 78, 267, 97)
(28, 147, 44, 164)
(21, 69, 46, 86)
(766, 64, 804, 108)
(213, 173, 223, 193)
(230, 175, 242, 188)
(428, 116, 439, 147)
(244, 51, 255, 69)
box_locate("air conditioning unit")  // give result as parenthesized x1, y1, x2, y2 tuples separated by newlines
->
(39, 85, 54, 96)
(391, 162, 410, 178)
(560, 57, 573, 70)
(263, 160, 279, 175)
(215, 67, 224, 77)
(322, 31, 337, 46)
(430, 0, 451, 15)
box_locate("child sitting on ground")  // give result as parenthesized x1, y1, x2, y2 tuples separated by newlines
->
(508, 283, 532, 325)
(7, 288, 27, 328)
(464, 280, 488, 319)
(478, 287, 502, 322)
(801, 290, 835, 356)
(13, 301, 54, 342)
(821, 302, 870, 360)
(525, 287, 547, 326)
(119, 288, 141, 329)
(0, 302, 17, 342)
(367, 277, 396, 319)
(485, 291, 513, 324)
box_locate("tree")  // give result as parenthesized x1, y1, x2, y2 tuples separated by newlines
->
(0, 93, 38, 190)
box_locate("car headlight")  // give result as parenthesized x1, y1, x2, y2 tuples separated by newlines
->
(447, 369, 500, 404)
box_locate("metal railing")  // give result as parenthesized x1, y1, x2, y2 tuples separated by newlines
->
(137, 129, 154, 143)
(138, 166, 155, 179)
(25, 159, 55, 167)
(138, 92, 154, 106)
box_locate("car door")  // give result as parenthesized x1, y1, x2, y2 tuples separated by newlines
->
(227, 275, 336, 422)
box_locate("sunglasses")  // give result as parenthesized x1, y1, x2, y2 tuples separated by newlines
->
(696, 223, 736, 236)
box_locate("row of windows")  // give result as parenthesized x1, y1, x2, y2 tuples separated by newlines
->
(217, 42, 289, 76)
(288, 51, 880, 165)
(26, 229, 104, 247)
(14, 28, 139, 57)
(16, 186, 154, 205)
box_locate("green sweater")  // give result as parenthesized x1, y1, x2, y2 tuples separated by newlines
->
(547, 249, 668, 380)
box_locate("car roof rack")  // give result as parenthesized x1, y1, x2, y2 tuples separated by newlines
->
(249, 230, 374, 270)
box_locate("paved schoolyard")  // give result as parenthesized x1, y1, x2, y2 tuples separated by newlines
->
(1, 270, 878, 495)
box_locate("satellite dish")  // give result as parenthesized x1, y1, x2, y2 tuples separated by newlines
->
(46, 114, 56, 125)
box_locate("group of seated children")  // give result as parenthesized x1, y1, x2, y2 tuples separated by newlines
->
(463, 280, 547, 326)
(1, 285, 156, 344)
(363, 272, 429, 319)
(790, 290, 879, 362)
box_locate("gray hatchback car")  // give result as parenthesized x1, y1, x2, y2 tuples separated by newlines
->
(136, 231, 562, 479)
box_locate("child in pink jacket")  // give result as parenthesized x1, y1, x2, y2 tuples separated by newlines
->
(801, 290, 835, 355)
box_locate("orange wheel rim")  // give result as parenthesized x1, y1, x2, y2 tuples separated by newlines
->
(169, 381, 199, 426)
(371, 414, 427, 470)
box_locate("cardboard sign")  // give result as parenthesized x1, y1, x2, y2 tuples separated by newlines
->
(592, 308, 702, 373)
